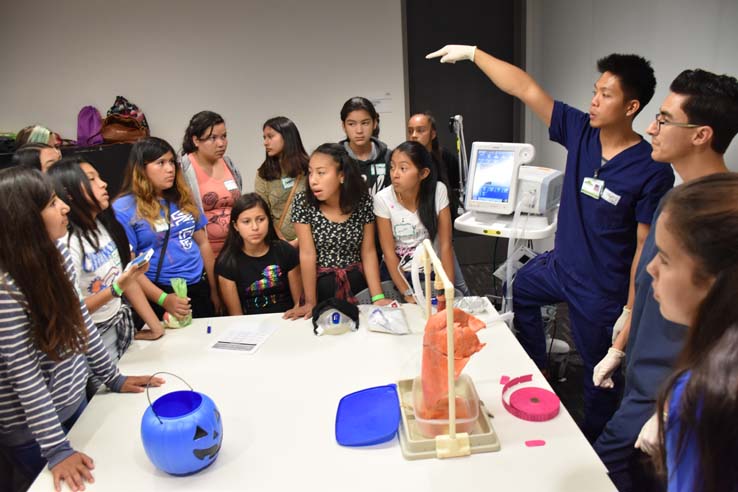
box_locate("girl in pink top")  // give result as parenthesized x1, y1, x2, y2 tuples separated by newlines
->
(181, 111, 243, 256)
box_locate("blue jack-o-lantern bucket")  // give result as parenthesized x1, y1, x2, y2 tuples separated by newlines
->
(140, 373, 223, 476)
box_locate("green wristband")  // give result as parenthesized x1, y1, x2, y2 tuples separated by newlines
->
(157, 292, 168, 306)
(371, 293, 385, 302)
(112, 282, 124, 297)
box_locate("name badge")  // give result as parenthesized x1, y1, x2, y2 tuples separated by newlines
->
(281, 177, 295, 189)
(154, 219, 169, 232)
(223, 179, 238, 191)
(601, 188, 621, 206)
(581, 177, 605, 199)
(394, 223, 415, 240)
(372, 163, 386, 176)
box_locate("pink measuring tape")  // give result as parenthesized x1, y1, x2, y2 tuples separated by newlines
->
(502, 374, 560, 422)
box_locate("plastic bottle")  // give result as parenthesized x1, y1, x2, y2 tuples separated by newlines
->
(431, 297, 438, 314)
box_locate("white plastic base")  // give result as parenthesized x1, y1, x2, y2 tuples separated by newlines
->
(454, 209, 557, 240)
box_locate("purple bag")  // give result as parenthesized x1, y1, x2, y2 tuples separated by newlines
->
(77, 106, 104, 146)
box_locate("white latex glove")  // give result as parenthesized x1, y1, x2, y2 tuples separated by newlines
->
(426, 44, 477, 64)
(592, 347, 625, 388)
(611, 306, 632, 343)
(635, 412, 661, 456)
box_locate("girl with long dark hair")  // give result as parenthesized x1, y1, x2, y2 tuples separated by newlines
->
(339, 97, 392, 197)
(255, 116, 309, 244)
(215, 193, 301, 315)
(11, 142, 61, 172)
(406, 111, 459, 214)
(374, 141, 460, 302)
(113, 137, 221, 319)
(47, 157, 164, 355)
(181, 111, 243, 256)
(0, 167, 162, 492)
(284, 143, 390, 319)
(645, 173, 738, 492)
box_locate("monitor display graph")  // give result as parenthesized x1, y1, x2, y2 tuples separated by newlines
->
(470, 150, 515, 203)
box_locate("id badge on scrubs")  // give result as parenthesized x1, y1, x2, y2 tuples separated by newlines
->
(223, 179, 238, 191)
(581, 177, 605, 199)
(601, 188, 621, 206)
(281, 176, 295, 189)
(154, 219, 169, 232)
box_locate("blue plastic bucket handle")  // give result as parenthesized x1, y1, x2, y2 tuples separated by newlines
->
(145, 372, 196, 424)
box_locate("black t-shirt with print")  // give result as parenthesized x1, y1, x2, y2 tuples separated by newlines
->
(215, 240, 299, 314)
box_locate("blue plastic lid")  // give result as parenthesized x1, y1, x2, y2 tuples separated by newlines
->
(335, 384, 400, 447)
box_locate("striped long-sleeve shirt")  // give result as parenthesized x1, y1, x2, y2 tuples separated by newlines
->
(0, 241, 125, 468)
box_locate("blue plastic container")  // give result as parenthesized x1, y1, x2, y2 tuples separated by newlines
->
(141, 386, 223, 475)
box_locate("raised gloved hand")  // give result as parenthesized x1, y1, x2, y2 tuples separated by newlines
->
(635, 412, 661, 456)
(611, 306, 632, 343)
(592, 347, 625, 388)
(426, 44, 477, 64)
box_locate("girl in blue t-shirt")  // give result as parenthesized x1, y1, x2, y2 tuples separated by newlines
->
(646, 174, 738, 492)
(216, 193, 301, 316)
(112, 137, 221, 319)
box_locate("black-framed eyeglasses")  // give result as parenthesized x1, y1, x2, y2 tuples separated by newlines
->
(653, 113, 700, 134)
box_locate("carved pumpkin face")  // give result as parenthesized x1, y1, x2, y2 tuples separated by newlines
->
(192, 407, 222, 461)
(141, 391, 224, 475)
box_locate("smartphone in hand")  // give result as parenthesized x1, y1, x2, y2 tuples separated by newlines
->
(125, 248, 154, 271)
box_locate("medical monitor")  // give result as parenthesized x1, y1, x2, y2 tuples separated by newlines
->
(465, 142, 535, 216)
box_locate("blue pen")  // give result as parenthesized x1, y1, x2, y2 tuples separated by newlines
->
(207, 325, 212, 334)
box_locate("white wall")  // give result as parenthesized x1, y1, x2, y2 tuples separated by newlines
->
(0, 0, 407, 185)
(525, 0, 738, 174)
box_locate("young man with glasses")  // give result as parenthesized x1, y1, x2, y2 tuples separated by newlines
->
(427, 45, 675, 442)
(592, 69, 738, 492)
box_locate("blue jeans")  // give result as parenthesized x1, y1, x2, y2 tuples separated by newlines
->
(1, 396, 87, 489)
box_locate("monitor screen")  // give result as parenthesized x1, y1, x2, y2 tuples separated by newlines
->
(469, 149, 515, 204)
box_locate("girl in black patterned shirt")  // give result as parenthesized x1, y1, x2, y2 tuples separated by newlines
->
(285, 143, 391, 319)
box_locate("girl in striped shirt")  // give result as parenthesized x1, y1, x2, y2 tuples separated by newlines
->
(0, 167, 163, 492)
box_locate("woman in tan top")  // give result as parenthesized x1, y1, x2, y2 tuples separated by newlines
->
(254, 117, 308, 245)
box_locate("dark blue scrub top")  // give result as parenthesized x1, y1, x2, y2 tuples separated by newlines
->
(625, 206, 687, 400)
(549, 101, 674, 297)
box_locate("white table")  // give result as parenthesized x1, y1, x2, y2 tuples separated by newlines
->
(31, 305, 615, 491)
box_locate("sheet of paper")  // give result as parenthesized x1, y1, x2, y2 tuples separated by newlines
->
(211, 322, 278, 354)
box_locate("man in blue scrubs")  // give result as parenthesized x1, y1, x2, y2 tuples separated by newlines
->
(592, 69, 738, 491)
(427, 45, 675, 441)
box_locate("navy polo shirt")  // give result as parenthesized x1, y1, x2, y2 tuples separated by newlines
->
(549, 101, 674, 297)
(625, 206, 687, 400)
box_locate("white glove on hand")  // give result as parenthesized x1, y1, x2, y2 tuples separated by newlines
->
(611, 306, 631, 344)
(426, 44, 477, 64)
(635, 412, 661, 456)
(592, 347, 625, 388)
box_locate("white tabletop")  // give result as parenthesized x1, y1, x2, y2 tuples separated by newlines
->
(30, 305, 615, 492)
